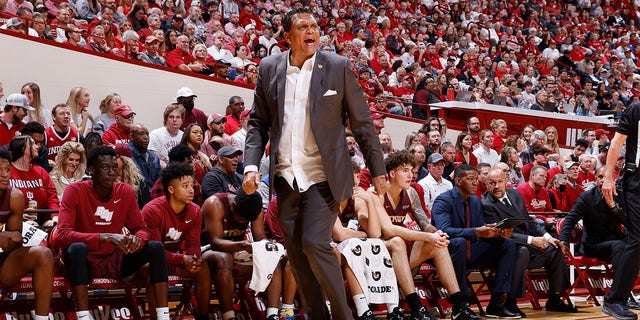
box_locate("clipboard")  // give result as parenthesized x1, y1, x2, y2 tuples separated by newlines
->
(494, 217, 530, 229)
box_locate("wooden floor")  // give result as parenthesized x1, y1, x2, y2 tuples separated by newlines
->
(498, 300, 616, 319)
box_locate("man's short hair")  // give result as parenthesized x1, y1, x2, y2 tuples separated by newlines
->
(454, 164, 477, 179)
(283, 7, 313, 32)
(532, 145, 550, 155)
(162, 162, 194, 199)
(51, 103, 69, 116)
(163, 103, 186, 126)
(530, 165, 548, 177)
(235, 188, 263, 221)
(477, 162, 492, 172)
(0, 148, 12, 162)
(87, 145, 116, 168)
(21, 121, 45, 135)
(384, 150, 414, 173)
(168, 144, 195, 163)
(228, 95, 242, 105)
(574, 139, 589, 149)
(581, 128, 594, 138)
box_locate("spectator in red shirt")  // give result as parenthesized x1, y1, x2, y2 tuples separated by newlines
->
(224, 96, 245, 136)
(166, 34, 203, 72)
(102, 104, 136, 146)
(577, 154, 596, 189)
(175, 87, 208, 131)
(0, 93, 32, 146)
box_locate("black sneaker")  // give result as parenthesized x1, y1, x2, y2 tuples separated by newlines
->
(356, 310, 377, 320)
(387, 307, 406, 320)
(410, 306, 438, 320)
(451, 304, 483, 320)
(602, 302, 638, 320)
(506, 303, 527, 318)
(545, 298, 577, 313)
(266, 315, 279, 320)
(486, 303, 521, 319)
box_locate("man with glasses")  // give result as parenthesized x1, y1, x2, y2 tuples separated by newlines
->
(102, 105, 135, 146)
(202, 146, 243, 199)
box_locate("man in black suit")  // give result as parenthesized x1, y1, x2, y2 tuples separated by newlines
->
(561, 167, 638, 319)
(242, 8, 387, 320)
(482, 169, 576, 317)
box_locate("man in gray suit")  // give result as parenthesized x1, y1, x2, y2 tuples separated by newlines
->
(482, 169, 576, 317)
(242, 8, 387, 320)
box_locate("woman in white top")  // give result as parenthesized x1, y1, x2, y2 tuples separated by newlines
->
(21, 82, 53, 127)
(66, 86, 93, 136)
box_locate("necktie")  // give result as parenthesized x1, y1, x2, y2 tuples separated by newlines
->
(502, 198, 511, 207)
(465, 199, 471, 260)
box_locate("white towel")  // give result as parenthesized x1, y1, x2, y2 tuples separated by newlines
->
(249, 240, 285, 293)
(338, 238, 399, 304)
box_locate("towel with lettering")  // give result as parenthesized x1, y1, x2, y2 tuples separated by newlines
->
(338, 238, 398, 304)
(249, 240, 286, 293)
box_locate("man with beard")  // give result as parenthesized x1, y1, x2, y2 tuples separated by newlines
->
(175, 87, 208, 131)
(102, 105, 135, 146)
(201, 113, 233, 162)
(201, 146, 243, 199)
(466, 117, 481, 147)
(346, 131, 365, 169)
(129, 124, 161, 208)
(224, 96, 245, 135)
(1, 93, 33, 146)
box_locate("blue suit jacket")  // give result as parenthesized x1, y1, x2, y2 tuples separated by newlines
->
(431, 187, 486, 240)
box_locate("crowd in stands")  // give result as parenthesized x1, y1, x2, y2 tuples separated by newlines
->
(1, 0, 640, 117)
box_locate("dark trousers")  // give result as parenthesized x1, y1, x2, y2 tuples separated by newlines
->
(63, 241, 168, 286)
(449, 237, 515, 296)
(584, 239, 629, 303)
(605, 172, 640, 304)
(275, 177, 352, 320)
(512, 245, 569, 298)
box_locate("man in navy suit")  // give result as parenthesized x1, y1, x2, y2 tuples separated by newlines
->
(482, 168, 576, 317)
(431, 164, 519, 318)
(242, 8, 387, 320)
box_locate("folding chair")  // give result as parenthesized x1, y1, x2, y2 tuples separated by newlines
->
(414, 263, 453, 318)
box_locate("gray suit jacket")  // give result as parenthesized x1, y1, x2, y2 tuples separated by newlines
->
(244, 50, 385, 202)
(481, 188, 547, 244)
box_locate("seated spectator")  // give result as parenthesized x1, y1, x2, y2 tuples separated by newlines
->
(191, 43, 216, 75)
(113, 30, 141, 60)
(418, 153, 453, 211)
(18, 122, 50, 173)
(126, 4, 147, 31)
(201, 145, 242, 199)
(473, 129, 499, 168)
(54, 146, 170, 320)
(21, 82, 52, 128)
(75, 0, 101, 22)
(66, 87, 93, 136)
(150, 144, 203, 206)
(175, 87, 208, 131)
(85, 25, 114, 54)
(63, 24, 86, 48)
(102, 104, 135, 146)
(127, 124, 160, 205)
(233, 63, 258, 87)
(455, 132, 478, 167)
(0, 93, 31, 146)
(500, 146, 524, 188)
(45, 104, 81, 165)
(9, 135, 59, 226)
(207, 31, 235, 62)
(201, 189, 284, 320)
(140, 35, 167, 66)
(230, 44, 253, 70)
(142, 162, 212, 320)
(431, 164, 518, 318)
(214, 59, 234, 80)
(0, 148, 54, 320)
(149, 103, 184, 167)
(179, 123, 212, 184)
(167, 34, 203, 72)
(577, 154, 596, 189)
(49, 142, 87, 198)
(522, 146, 550, 182)
(520, 130, 547, 166)
(92, 93, 121, 136)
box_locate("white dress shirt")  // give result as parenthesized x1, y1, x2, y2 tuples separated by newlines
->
(273, 53, 326, 192)
(418, 173, 453, 210)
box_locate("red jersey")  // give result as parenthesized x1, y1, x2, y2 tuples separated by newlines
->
(0, 118, 24, 146)
(45, 126, 80, 161)
(516, 183, 553, 212)
(577, 169, 596, 190)
(102, 123, 131, 146)
(56, 181, 150, 257)
(383, 189, 412, 227)
(9, 164, 59, 210)
(143, 196, 202, 266)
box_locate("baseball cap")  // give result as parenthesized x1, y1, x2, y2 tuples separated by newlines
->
(371, 112, 386, 120)
(207, 113, 226, 125)
(5, 93, 35, 111)
(175, 87, 197, 99)
(216, 59, 232, 66)
(5, 17, 24, 28)
(427, 153, 446, 164)
(378, 70, 389, 77)
(34, 4, 48, 11)
(217, 146, 242, 157)
(564, 161, 579, 170)
(114, 104, 135, 117)
(244, 24, 255, 31)
(145, 35, 160, 43)
(115, 143, 133, 158)
(595, 129, 610, 137)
